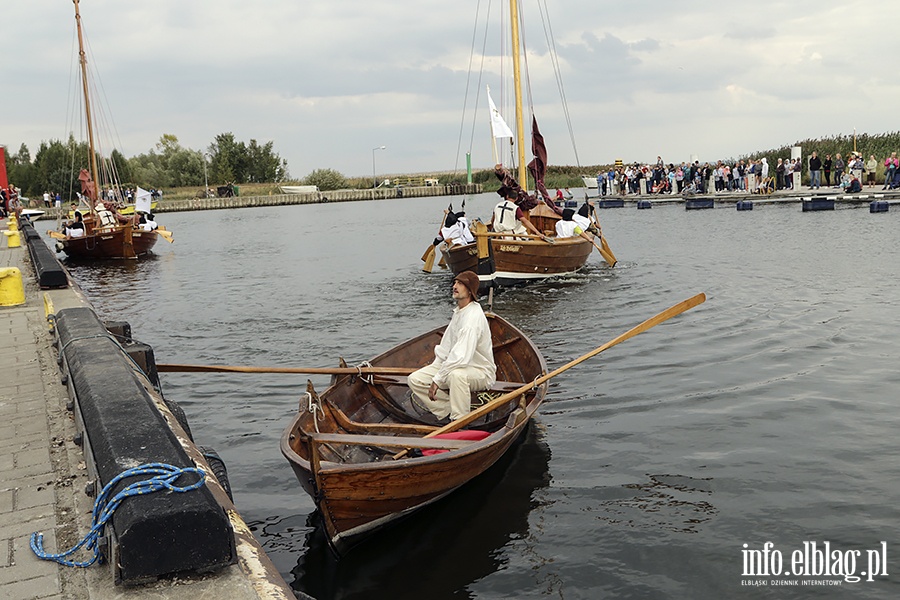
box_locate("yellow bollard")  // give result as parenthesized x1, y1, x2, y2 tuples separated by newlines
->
(4, 230, 21, 248)
(0, 267, 26, 306)
(8, 216, 17, 231)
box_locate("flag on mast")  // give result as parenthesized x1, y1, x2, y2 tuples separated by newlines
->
(487, 86, 514, 139)
(135, 187, 153, 215)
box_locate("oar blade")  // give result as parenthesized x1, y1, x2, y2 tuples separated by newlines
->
(599, 235, 617, 266)
(422, 245, 436, 273)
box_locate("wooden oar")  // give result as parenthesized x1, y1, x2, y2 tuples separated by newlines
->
(472, 232, 554, 243)
(393, 292, 706, 459)
(156, 363, 417, 375)
(590, 204, 617, 266)
(599, 234, 617, 266)
(422, 244, 437, 273)
(590, 238, 616, 266)
(422, 205, 452, 273)
(48, 227, 173, 243)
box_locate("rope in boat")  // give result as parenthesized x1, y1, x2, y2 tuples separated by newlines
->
(30, 463, 206, 567)
(355, 360, 374, 384)
(302, 392, 322, 434)
(474, 391, 503, 407)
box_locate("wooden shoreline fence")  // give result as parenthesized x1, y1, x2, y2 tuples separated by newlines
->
(29, 183, 900, 220)
(24, 183, 482, 218)
(155, 183, 483, 213)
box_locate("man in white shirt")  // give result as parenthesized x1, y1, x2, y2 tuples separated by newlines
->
(436, 210, 474, 246)
(408, 271, 497, 423)
(555, 208, 595, 243)
(572, 202, 598, 235)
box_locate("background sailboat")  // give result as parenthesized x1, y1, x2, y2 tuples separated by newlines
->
(434, 0, 613, 289)
(50, 0, 162, 260)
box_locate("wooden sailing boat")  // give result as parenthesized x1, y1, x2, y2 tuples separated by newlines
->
(280, 313, 548, 552)
(50, 0, 161, 260)
(435, 0, 612, 289)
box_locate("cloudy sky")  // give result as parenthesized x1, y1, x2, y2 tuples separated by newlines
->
(5, 1, 896, 181)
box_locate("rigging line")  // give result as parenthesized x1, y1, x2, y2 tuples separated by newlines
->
(66, 22, 80, 208)
(538, 0, 580, 167)
(500, 1, 517, 170)
(466, 0, 493, 167)
(518, 0, 535, 129)
(82, 28, 129, 171)
(453, 0, 485, 175)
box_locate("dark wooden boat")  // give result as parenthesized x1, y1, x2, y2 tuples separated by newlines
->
(57, 218, 158, 260)
(48, 0, 166, 260)
(440, 203, 594, 289)
(280, 313, 548, 552)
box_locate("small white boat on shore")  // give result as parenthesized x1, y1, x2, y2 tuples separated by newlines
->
(280, 185, 320, 194)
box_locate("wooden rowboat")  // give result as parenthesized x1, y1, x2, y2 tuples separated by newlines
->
(280, 313, 548, 552)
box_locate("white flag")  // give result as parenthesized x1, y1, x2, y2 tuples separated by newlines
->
(135, 187, 153, 214)
(487, 86, 514, 139)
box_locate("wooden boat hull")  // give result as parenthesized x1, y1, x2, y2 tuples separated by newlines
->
(280, 314, 547, 552)
(60, 226, 158, 259)
(440, 202, 593, 289)
(441, 235, 593, 289)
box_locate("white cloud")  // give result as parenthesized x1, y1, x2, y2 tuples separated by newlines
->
(5, 0, 898, 180)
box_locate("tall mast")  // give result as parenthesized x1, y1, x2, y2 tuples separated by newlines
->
(74, 0, 100, 204)
(509, 0, 528, 190)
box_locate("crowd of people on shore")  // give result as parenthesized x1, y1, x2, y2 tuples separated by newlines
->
(594, 151, 900, 196)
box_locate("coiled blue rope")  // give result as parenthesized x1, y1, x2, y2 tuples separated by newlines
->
(30, 463, 206, 567)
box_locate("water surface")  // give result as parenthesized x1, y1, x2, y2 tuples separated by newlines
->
(39, 195, 900, 599)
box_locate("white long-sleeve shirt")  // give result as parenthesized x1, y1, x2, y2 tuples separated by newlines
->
(572, 213, 591, 231)
(555, 220, 584, 238)
(431, 301, 496, 389)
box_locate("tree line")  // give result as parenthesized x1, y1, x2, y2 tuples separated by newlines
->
(3, 132, 288, 199)
(7, 130, 897, 199)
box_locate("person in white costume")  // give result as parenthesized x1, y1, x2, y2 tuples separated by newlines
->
(554, 208, 595, 243)
(408, 271, 497, 423)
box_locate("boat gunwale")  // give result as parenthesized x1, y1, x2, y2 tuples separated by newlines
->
(279, 314, 547, 472)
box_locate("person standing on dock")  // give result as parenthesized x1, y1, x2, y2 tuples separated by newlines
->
(408, 272, 497, 423)
(849, 154, 864, 184)
(883, 152, 898, 189)
(808, 152, 822, 189)
(866, 155, 878, 188)
(823, 154, 833, 187)
(833, 153, 845, 187)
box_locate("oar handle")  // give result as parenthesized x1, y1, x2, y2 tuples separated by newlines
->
(156, 363, 416, 376)
(473, 232, 550, 241)
(393, 292, 706, 459)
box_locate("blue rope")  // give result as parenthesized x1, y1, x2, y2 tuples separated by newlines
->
(30, 463, 206, 567)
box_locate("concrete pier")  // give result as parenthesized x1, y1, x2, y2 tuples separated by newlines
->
(586, 185, 900, 209)
(0, 221, 300, 599)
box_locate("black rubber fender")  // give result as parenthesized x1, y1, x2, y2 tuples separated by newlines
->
(164, 399, 193, 441)
(198, 446, 233, 502)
